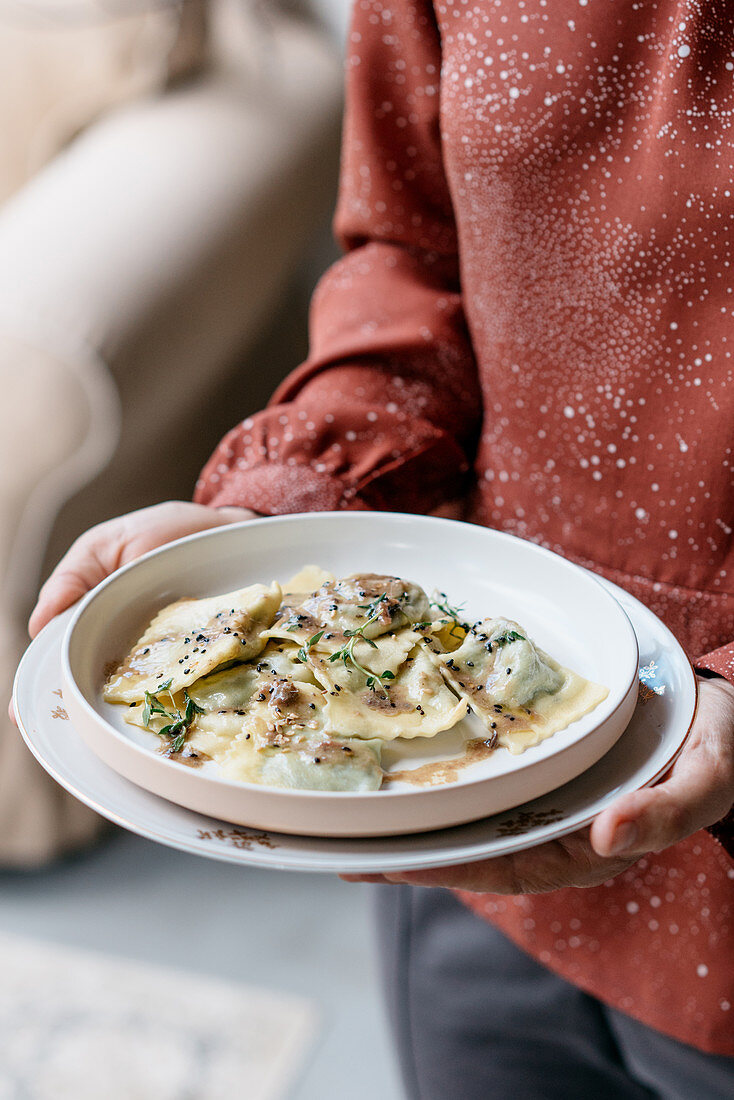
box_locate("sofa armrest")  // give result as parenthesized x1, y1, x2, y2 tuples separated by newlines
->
(0, 15, 343, 867)
(0, 17, 342, 383)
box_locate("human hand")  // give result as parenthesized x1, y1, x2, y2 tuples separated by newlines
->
(342, 676, 734, 893)
(9, 501, 257, 724)
(28, 501, 258, 638)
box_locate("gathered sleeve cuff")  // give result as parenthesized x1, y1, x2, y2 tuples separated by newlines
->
(196, 397, 472, 516)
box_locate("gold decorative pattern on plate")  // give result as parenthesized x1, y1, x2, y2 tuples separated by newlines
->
(195, 827, 278, 850)
(637, 660, 666, 704)
(495, 809, 565, 837)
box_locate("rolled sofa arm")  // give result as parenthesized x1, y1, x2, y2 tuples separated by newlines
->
(0, 15, 343, 865)
(0, 16, 342, 403)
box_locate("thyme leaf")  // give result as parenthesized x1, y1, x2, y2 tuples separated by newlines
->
(429, 593, 469, 637)
(295, 630, 325, 664)
(142, 687, 204, 754)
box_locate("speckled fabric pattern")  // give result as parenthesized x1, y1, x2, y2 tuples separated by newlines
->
(459, 836, 734, 1056)
(195, 0, 734, 1053)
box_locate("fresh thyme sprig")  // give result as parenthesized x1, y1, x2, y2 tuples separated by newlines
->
(327, 593, 396, 693)
(142, 681, 205, 754)
(289, 594, 396, 693)
(142, 678, 174, 726)
(429, 593, 469, 637)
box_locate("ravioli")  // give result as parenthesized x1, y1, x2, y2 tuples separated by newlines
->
(221, 731, 383, 791)
(182, 645, 383, 789)
(498, 669, 609, 754)
(281, 564, 335, 599)
(436, 618, 564, 708)
(267, 573, 430, 648)
(308, 642, 469, 741)
(187, 663, 262, 712)
(431, 616, 607, 752)
(104, 582, 281, 703)
(183, 646, 321, 758)
(110, 567, 610, 791)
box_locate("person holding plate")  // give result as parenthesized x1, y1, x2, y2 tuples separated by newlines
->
(22, 0, 734, 1096)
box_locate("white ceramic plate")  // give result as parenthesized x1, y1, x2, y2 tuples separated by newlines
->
(13, 577, 695, 872)
(57, 514, 639, 837)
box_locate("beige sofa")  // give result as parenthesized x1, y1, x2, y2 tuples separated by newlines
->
(0, 0, 343, 866)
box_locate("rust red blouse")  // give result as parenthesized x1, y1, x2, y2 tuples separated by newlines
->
(196, 0, 734, 1053)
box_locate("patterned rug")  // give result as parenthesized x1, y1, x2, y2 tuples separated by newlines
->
(0, 930, 318, 1099)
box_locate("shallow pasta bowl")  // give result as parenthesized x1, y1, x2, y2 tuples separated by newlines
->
(60, 512, 639, 837)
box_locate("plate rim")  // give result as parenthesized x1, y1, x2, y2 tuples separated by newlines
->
(12, 570, 698, 871)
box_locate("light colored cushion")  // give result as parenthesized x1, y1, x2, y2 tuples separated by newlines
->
(0, 332, 118, 866)
(0, 0, 208, 204)
(0, 9, 342, 866)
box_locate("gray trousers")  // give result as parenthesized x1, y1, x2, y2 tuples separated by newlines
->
(375, 885, 734, 1100)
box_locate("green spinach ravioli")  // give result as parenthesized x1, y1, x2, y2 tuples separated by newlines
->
(104, 569, 608, 791)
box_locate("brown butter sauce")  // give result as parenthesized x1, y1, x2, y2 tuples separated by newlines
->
(161, 746, 212, 768)
(382, 737, 499, 788)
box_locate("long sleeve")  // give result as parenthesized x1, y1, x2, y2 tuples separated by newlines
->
(194, 0, 481, 516)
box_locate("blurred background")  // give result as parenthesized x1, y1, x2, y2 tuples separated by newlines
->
(0, 1, 402, 1095)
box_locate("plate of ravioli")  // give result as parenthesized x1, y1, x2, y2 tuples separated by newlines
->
(53, 513, 641, 837)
